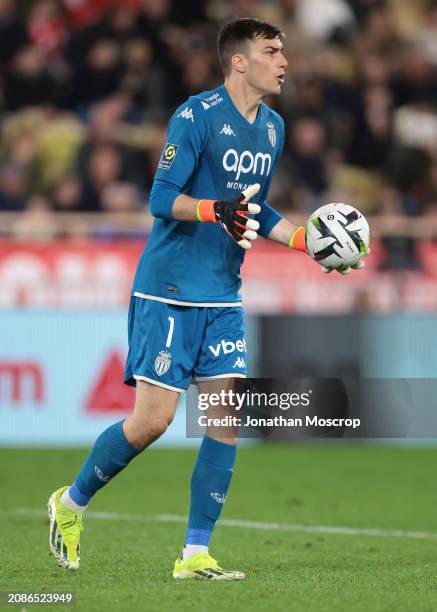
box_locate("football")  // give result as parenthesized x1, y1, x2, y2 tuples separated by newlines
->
(305, 203, 370, 271)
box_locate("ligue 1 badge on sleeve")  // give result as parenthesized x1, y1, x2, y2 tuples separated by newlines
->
(154, 350, 172, 376)
(267, 122, 276, 148)
(158, 143, 179, 170)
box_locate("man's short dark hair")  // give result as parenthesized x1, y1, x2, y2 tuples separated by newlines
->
(218, 18, 284, 76)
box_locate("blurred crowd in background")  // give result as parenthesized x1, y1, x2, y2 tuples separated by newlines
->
(1, 0, 437, 236)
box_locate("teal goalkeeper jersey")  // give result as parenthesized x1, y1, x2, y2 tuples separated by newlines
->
(132, 84, 285, 305)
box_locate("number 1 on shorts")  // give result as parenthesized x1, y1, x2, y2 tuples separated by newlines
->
(166, 316, 175, 348)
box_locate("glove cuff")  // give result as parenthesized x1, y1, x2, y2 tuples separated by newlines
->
(288, 226, 306, 251)
(197, 199, 216, 223)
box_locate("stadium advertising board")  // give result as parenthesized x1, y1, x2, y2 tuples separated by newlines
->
(0, 312, 258, 447)
(2, 241, 437, 312)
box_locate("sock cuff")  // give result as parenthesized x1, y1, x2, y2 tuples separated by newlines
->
(199, 435, 237, 469)
(69, 482, 91, 507)
(185, 528, 212, 546)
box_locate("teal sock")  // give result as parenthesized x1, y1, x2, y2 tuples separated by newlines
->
(185, 436, 237, 547)
(70, 420, 140, 505)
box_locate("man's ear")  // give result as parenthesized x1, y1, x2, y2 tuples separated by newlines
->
(231, 52, 248, 74)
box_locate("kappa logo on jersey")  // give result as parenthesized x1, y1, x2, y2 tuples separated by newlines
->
(208, 338, 247, 357)
(267, 121, 277, 147)
(210, 492, 227, 504)
(232, 357, 246, 369)
(223, 148, 272, 181)
(220, 124, 236, 136)
(177, 106, 194, 122)
(158, 143, 179, 170)
(154, 350, 172, 376)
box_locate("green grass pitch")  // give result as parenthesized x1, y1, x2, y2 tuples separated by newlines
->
(1, 443, 437, 611)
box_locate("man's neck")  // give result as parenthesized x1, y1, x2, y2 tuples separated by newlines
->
(223, 79, 263, 124)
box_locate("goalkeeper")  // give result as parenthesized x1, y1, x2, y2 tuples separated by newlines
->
(48, 17, 363, 580)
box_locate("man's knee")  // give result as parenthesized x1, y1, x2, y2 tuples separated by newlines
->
(124, 381, 179, 450)
(128, 414, 173, 449)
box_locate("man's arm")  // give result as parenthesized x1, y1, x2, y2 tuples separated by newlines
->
(171, 194, 200, 221)
(267, 217, 301, 247)
(266, 217, 306, 251)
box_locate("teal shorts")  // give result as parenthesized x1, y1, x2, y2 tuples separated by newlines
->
(124, 297, 247, 392)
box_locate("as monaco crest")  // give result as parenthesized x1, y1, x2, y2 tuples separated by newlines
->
(267, 122, 276, 148)
(154, 350, 172, 376)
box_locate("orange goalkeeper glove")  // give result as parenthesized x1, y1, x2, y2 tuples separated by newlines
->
(197, 183, 261, 250)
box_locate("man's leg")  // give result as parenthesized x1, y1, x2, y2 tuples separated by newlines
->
(48, 381, 179, 570)
(173, 378, 244, 580)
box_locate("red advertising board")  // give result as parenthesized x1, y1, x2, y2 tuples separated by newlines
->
(0, 240, 436, 312)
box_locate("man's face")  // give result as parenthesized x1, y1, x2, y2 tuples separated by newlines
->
(242, 35, 287, 95)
